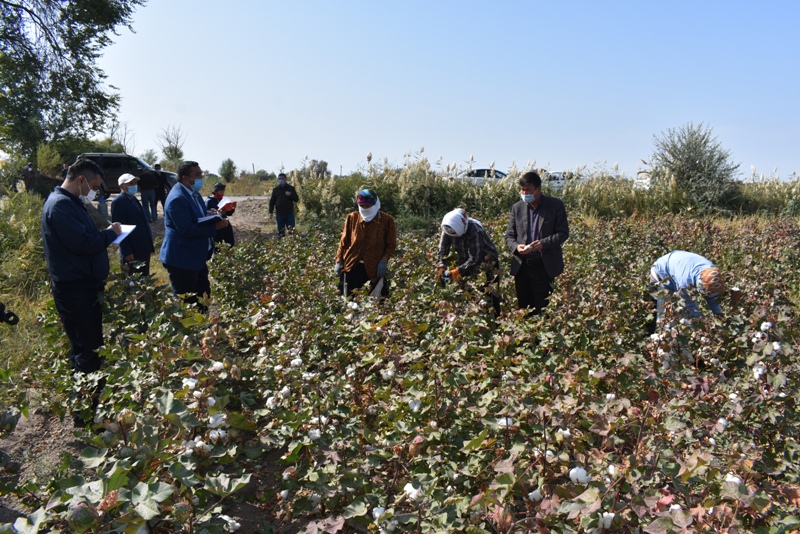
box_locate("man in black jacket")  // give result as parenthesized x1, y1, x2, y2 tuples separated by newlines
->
(137, 168, 159, 222)
(41, 159, 122, 374)
(269, 173, 299, 238)
(505, 171, 570, 313)
(111, 173, 154, 275)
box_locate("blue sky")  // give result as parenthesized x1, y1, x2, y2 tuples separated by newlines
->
(98, 1, 799, 178)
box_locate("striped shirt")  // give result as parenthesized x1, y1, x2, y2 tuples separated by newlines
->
(437, 220, 499, 276)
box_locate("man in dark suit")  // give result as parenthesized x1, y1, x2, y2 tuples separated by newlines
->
(111, 173, 154, 275)
(159, 161, 229, 310)
(505, 171, 570, 313)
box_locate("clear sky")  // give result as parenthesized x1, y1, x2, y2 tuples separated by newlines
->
(98, 1, 799, 179)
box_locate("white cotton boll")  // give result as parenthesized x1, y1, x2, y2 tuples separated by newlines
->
(718, 417, 728, 428)
(308, 429, 321, 441)
(607, 464, 617, 476)
(528, 489, 543, 502)
(403, 482, 422, 501)
(279, 490, 289, 500)
(209, 429, 220, 442)
(569, 466, 590, 484)
(348, 301, 359, 310)
(193, 390, 203, 399)
(772, 341, 782, 352)
(729, 393, 739, 401)
(606, 394, 616, 401)
(372, 507, 386, 521)
(725, 473, 742, 485)
(259, 347, 268, 356)
(600, 512, 615, 529)
(709, 437, 717, 445)
(182, 378, 198, 390)
(669, 504, 682, 511)
(280, 386, 291, 399)
(409, 399, 421, 413)
(381, 369, 395, 380)
(291, 358, 303, 367)
(429, 420, 438, 430)
(497, 417, 513, 428)
(207, 397, 216, 407)
(546, 450, 555, 458)
(302, 372, 316, 382)
(273, 365, 284, 373)
(557, 427, 571, 438)
(588, 369, 596, 377)
(753, 364, 766, 379)
(761, 321, 772, 332)
(210, 361, 224, 372)
(266, 396, 278, 409)
(346, 366, 356, 377)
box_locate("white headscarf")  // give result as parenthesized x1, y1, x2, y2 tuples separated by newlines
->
(441, 208, 482, 237)
(359, 198, 381, 222)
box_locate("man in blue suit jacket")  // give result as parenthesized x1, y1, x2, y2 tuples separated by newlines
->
(505, 171, 570, 313)
(159, 161, 229, 309)
(111, 173, 154, 275)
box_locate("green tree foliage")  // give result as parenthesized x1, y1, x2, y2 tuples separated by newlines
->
(138, 148, 158, 166)
(35, 142, 61, 177)
(218, 158, 236, 183)
(157, 125, 185, 171)
(649, 122, 741, 212)
(0, 0, 145, 158)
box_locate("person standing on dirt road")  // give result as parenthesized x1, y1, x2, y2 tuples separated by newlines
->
(206, 181, 236, 247)
(268, 173, 299, 238)
(41, 159, 122, 376)
(159, 161, 229, 311)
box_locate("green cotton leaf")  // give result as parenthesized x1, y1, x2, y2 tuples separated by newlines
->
(343, 497, 369, 519)
(12, 507, 46, 534)
(131, 481, 174, 520)
(80, 447, 108, 469)
(169, 461, 201, 487)
(643, 516, 676, 534)
(179, 312, 206, 328)
(770, 372, 787, 389)
(227, 411, 257, 430)
(134, 499, 160, 521)
(672, 509, 693, 528)
(154, 390, 199, 429)
(204, 473, 252, 497)
(106, 463, 131, 492)
(462, 429, 489, 453)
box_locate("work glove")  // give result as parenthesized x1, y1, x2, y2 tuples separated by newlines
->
(437, 267, 446, 281)
(334, 262, 342, 276)
(449, 268, 461, 282)
(376, 259, 388, 278)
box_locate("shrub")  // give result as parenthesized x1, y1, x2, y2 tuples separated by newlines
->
(648, 123, 741, 213)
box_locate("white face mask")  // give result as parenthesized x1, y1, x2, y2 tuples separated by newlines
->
(358, 198, 381, 222)
(80, 178, 98, 202)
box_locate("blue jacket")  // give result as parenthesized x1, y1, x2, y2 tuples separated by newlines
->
(41, 186, 117, 284)
(159, 183, 217, 270)
(111, 192, 154, 260)
(651, 250, 721, 316)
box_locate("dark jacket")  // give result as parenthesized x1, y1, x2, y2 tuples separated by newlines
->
(111, 192, 154, 260)
(41, 186, 117, 284)
(505, 195, 569, 279)
(206, 195, 235, 246)
(269, 183, 299, 215)
(137, 171, 158, 191)
(438, 220, 499, 276)
(159, 183, 217, 270)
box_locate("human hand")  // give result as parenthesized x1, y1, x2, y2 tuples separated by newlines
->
(109, 222, 122, 236)
(516, 244, 530, 255)
(529, 240, 543, 252)
(285, 191, 292, 196)
(376, 259, 388, 278)
(437, 267, 446, 280)
(268, 213, 274, 220)
(334, 262, 342, 276)
(214, 219, 229, 230)
(124, 254, 134, 262)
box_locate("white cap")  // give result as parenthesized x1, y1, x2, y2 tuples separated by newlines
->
(118, 173, 138, 186)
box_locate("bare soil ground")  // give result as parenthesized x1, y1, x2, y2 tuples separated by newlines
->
(0, 197, 328, 533)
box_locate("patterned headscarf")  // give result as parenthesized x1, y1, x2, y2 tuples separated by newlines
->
(699, 267, 725, 297)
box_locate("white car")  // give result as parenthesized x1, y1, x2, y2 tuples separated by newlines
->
(457, 168, 508, 186)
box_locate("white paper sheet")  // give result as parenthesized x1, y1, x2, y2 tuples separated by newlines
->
(112, 224, 136, 245)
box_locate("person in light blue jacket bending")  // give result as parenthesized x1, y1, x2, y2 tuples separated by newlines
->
(650, 250, 726, 320)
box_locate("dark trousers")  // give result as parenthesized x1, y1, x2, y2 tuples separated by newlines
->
(141, 189, 157, 221)
(215, 222, 235, 246)
(276, 213, 295, 238)
(51, 280, 105, 373)
(165, 264, 211, 310)
(514, 257, 553, 314)
(337, 263, 389, 298)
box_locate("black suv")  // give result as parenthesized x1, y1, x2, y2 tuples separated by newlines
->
(78, 153, 177, 195)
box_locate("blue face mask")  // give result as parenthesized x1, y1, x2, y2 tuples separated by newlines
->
(192, 178, 204, 193)
(521, 193, 536, 204)
(278, 179, 286, 186)
(127, 185, 138, 195)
